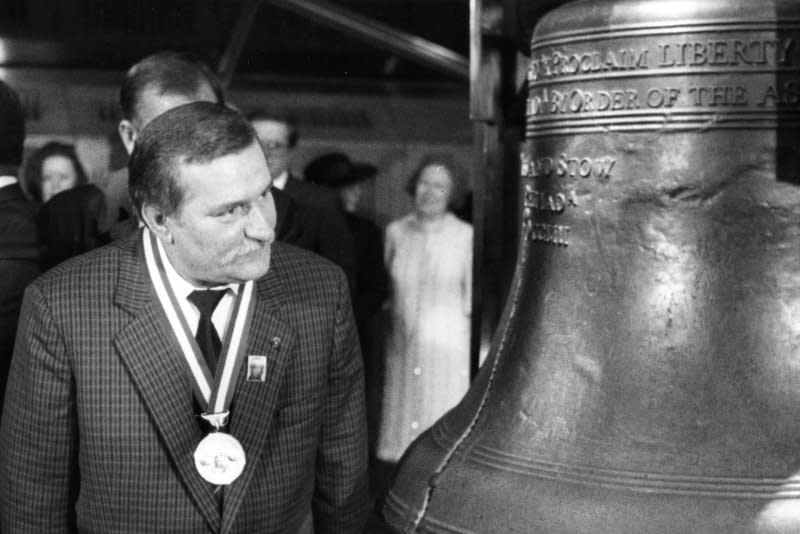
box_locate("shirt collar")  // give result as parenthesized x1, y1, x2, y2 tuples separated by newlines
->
(272, 171, 289, 191)
(155, 236, 239, 300)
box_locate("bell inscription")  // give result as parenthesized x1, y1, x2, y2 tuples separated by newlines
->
(384, 2, 800, 532)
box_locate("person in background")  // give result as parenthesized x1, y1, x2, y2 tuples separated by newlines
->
(304, 152, 389, 454)
(0, 101, 369, 533)
(248, 110, 356, 292)
(105, 51, 303, 244)
(25, 141, 90, 203)
(103, 51, 224, 238)
(24, 141, 109, 269)
(0, 80, 39, 408)
(376, 154, 473, 463)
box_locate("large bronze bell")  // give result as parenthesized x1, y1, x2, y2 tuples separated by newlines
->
(383, 0, 800, 532)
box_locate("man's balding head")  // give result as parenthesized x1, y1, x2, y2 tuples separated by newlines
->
(118, 51, 223, 155)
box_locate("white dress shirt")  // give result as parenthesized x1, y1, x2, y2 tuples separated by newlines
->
(271, 171, 289, 191)
(156, 237, 238, 339)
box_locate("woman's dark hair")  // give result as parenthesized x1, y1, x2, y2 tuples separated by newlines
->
(24, 141, 89, 202)
(404, 153, 468, 209)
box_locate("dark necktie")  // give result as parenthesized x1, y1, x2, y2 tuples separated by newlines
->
(187, 289, 227, 373)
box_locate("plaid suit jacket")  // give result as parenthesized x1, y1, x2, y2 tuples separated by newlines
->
(0, 230, 369, 533)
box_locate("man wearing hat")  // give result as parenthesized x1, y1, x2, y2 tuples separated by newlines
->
(0, 80, 40, 407)
(304, 152, 387, 341)
(304, 152, 388, 455)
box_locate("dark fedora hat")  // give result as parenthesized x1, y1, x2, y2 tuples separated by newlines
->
(304, 152, 377, 188)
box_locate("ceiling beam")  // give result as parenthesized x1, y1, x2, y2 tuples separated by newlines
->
(217, 0, 264, 89)
(263, 0, 469, 80)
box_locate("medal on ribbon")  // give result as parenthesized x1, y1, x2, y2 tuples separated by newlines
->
(143, 229, 255, 485)
(193, 430, 247, 485)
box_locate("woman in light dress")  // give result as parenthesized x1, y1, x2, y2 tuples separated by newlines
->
(377, 154, 473, 462)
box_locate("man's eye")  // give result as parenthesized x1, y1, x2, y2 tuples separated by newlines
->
(220, 205, 247, 217)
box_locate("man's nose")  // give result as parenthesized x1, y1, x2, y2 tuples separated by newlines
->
(245, 198, 275, 242)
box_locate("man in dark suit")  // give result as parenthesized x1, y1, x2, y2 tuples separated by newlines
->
(0, 80, 39, 406)
(248, 111, 356, 292)
(104, 51, 303, 244)
(304, 152, 389, 458)
(0, 102, 369, 533)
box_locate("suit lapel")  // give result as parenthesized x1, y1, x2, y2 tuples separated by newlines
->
(221, 262, 296, 533)
(113, 233, 221, 532)
(281, 175, 298, 198)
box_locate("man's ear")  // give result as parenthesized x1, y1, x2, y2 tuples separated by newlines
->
(141, 204, 172, 244)
(118, 120, 137, 156)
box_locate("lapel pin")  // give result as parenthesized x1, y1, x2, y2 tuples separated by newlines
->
(270, 336, 281, 350)
(246, 355, 267, 382)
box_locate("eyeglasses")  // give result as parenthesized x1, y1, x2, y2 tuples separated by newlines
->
(260, 140, 290, 151)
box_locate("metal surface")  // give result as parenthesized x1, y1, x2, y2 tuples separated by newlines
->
(468, 0, 526, 378)
(383, 0, 800, 531)
(263, 0, 469, 80)
(469, 0, 486, 120)
(217, 0, 264, 90)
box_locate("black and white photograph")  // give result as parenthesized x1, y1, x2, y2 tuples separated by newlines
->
(0, 1, 799, 533)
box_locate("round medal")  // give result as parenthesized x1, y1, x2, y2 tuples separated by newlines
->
(194, 432, 246, 485)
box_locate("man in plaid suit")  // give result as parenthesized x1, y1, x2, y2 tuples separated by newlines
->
(0, 102, 369, 533)
(105, 51, 305, 246)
